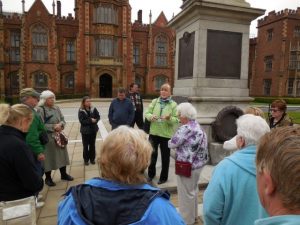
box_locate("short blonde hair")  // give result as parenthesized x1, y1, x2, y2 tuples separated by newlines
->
(177, 102, 197, 120)
(0, 104, 33, 126)
(99, 126, 152, 184)
(160, 83, 171, 92)
(244, 106, 264, 118)
(257, 127, 300, 210)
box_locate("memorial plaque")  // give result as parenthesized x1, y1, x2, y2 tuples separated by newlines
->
(206, 30, 242, 79)
(178, 32, 195, 79)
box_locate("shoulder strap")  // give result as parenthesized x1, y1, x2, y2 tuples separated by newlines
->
(151, 98, 159, 114)
(42, 106, 53, 124)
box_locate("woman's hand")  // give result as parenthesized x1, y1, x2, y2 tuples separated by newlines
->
(54, 123, 63, 132)
(162, 114, 171, 120)
(37, 153, 45, 161)
(151, 115, 158, 122)
(91, 118, 97, 123)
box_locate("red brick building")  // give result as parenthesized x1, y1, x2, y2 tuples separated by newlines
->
(250, 8, 300, 97)
(0, 0, 175, 99)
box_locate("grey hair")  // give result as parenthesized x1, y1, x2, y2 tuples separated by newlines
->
(236, 114, 270, 146)
(177, 102, 197, 120)
(38, 90, 55, 106)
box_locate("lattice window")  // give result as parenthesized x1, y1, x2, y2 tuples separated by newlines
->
(32, 25, 48, 62)
(155, 36, 167, 66)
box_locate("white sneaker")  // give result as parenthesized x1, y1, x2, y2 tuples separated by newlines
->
(36, 201, 45, 209)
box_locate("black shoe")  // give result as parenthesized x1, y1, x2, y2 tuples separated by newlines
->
(61, 174, 74, 181)
(84, 161, 89, 166)
(157, 180, 167, 185)
(90, 160, 95, 165)
(45, 178, 56, 187)
(147, 177, 153, 183)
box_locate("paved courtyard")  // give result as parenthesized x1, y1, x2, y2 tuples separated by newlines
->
(35, 99, 208, 225)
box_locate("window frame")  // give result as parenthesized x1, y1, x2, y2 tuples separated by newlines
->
(154, 75, 168, 91)
(94, 4, 118, 25)
(9, 30, 21, 62)
(264, 55, 273, 72)
(263, 79, 272, 96)
(64, 73, 75, 89)
(155, 35, 168, 67)
(31, 25, 48, 62)
(33, 71, 48, 90)
(66, 40, 76, 63)
(133, 44, 140, 65)
(94, 36, 117, 58)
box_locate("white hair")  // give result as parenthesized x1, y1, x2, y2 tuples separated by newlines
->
(38, 90, 55, 106)
(177, 102, 197, 120)
(236, 114, 270, 146)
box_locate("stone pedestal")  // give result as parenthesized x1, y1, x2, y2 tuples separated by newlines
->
(169, 0, 265, 164)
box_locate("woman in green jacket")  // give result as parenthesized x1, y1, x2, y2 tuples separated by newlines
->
(145, 83, 179, 184)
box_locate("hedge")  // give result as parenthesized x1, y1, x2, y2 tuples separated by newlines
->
(253, 97, 300, 104)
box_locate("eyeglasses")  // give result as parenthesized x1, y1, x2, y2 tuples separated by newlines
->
(271, 108, 281, 113)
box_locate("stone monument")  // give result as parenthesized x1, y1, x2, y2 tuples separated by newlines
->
(169, 0, 265, 163)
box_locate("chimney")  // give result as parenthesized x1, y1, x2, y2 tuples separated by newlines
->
(57, 0, 61, 17)
(138, 10, 142, 23)
(22, 0, 25, 13)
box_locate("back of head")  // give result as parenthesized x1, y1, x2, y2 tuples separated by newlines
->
(99, 126, 152, 184)
(244, 107, 264, 118)
(236, 114, 270, 146)
(0, 104, 33, 126)
(257, 127, 300, 211)
(118, 87, 126, 94)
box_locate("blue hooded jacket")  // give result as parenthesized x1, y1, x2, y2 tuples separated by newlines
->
(203, 145, 268, 225)
(255, 215, 300, 225)
(58, 178, 185, 225)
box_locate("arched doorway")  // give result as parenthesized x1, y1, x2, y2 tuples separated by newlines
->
(99, 74, 112, 98)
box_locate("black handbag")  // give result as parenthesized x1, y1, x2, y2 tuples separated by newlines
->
(143, 119, 151, 134)
(39, 130, 49, 145)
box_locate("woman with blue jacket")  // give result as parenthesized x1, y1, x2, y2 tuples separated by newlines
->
(58, 126, 185, 225)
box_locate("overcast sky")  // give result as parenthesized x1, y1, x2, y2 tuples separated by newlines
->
(1, 0, 299, 36)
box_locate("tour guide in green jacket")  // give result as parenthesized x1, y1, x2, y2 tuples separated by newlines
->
(20, 88, 47, 162)
(145, 83, 179, 185)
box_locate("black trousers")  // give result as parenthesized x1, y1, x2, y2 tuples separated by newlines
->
(147, 135, 170, 181)
(130, 111, 144, 129)
(82, 133, 97, 162)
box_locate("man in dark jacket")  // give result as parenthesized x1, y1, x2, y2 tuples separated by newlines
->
(108, 87, 134, 130)
(126, 83, 144, 129)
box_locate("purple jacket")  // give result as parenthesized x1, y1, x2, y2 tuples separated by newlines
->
(168, 120, 208, 169)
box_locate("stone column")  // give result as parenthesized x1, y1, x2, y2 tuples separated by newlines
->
(169, 0, 265, 163)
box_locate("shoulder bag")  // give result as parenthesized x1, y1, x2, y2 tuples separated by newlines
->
(143, 98, 158, 134)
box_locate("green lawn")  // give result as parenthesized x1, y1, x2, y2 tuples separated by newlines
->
(287, 112, 300, 124)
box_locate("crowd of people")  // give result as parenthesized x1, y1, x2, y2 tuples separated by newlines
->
(0, 83, 299, 225)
